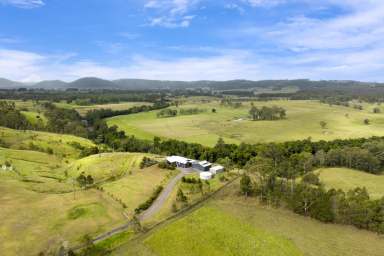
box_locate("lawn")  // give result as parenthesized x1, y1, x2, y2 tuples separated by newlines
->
(112, 181, 384, 256)
(316, 168, 384, 199)
(107, 99, 384, 146)
(0, 127, 96, 159)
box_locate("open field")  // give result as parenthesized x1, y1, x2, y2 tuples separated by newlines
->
(66, 152, 148, 182)
(101, 165, 175, 217)
(21, 110, 48, 125)
(113, 181, 384, 256)
(145, 172, 230, 225)
(55, 101, 152, 116)
(316, 168, 384, 199)
(0, 146, 170, 255)
(144, 206, 302, 256)
(0, 179, 125, 256)
(0, 127, 96, 159)
(107, 99, 384, 146)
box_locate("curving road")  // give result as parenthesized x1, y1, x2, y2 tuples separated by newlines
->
(139, 168, 190, 221)
(71, 168, 192, 251)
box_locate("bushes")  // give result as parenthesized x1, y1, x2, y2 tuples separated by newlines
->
(157, 109, 177, 118)
(181, 176, 201, 184)
(140, 157, 158, 169)
(134, 185, 164, 214)
(158, 161, 176, 170)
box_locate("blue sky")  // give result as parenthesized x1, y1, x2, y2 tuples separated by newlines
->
(1, 0, 384, 82)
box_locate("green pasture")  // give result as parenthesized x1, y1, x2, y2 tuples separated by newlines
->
(0, 127, 96, 159)
(101, 165, 174, 217)
(66, 152, 146, 182)
(316, 168, 384, 199)
(107, 99, 384, 146)
(113, 181, 384, 256)
(0, 179, 125, 256)
(144, 206, 303, 256)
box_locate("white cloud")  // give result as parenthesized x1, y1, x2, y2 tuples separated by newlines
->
(0, 0, 44, 8)
(242, 0, 285, 7)
(144, 0, 199, 28)
(3, 45, 384, 83)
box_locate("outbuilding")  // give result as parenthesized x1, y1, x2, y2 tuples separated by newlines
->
(192, 160, 212, 172)
(210, 165, 224, 174)
(200, 171, 213, 180)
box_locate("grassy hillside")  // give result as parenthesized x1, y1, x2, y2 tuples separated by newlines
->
(0, 127, 96, 159)
(144, 206, 302, 256)
(0, 146, 171, 255)
(102, 165, 174, 217)
(316, 168, 384, 199)
(66, 152, 147, 182)
(113, 182, 384, 256)
(21, 111, 48, 125)
(66, 152, 173, 217)
(107, 99, 384, 146)
(0, 179, 125, 256)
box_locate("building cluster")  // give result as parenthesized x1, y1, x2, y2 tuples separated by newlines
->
(166, 155, 224, 180)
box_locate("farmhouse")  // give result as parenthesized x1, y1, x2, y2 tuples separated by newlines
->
(192, 160, 212, 172)
(166, 156, 194, 168)
(210, 165, 224, 174)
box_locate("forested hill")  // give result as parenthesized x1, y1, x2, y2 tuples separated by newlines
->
(0, 77, 382, 91)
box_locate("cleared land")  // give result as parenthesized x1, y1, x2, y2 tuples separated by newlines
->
(0, 138, 172, 255)
(113, 182, 384, 256)
(107, 99, 384, 146)
(101, 164, 175, 218)
(0, 179, 125, 256)
(55, 101, 152, 116)
(0, 127, 96, 159)
(316, 168, 384, 199)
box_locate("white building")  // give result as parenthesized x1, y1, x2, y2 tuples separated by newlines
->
(166, 156, 194, 168)
(210, 165, 224, 174)
(200, 171, 213, 180)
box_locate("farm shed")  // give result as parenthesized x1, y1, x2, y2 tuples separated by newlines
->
(192, 160, 212, 172)
(210, 165, 224, 174)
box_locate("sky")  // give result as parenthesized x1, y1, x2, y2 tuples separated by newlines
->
(1, 0, 384, 82)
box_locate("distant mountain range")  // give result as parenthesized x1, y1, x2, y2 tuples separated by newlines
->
(0, 77, 381, 90)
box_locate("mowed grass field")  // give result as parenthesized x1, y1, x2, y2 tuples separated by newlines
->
(113, 182, 384, 256)
(316, 168, 384, 199)
(107, 99, 384, 146)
